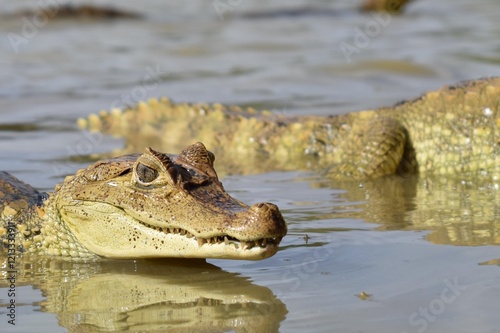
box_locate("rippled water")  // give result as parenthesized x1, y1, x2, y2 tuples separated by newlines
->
(1, 0, 500, 332)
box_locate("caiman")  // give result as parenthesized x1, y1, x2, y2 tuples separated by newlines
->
(0, 143, 287, 260)
(81, 78, 500, 181)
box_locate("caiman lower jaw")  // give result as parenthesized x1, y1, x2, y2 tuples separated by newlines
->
(61, 202, 285, 260)
(140, 221, 284, 253)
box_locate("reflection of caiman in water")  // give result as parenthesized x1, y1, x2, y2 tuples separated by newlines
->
(81, 78, 499, 246)
(311, 175, 500, 246)
(0, 143, 287, 330)
(0, 257, 287, 332)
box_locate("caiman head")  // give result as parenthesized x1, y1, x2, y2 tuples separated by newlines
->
(55, 142, 287, 260)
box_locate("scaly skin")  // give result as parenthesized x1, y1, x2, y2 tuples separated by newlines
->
(0, 143, 287, 259)
(81, 78, 500, 180)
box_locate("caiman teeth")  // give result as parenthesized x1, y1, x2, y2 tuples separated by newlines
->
(139, 221, 283, 250)
(243, 241, 254, 250)
(196, 236, 282, 250)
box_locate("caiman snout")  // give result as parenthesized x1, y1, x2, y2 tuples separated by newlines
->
(247, 202, 287, 238)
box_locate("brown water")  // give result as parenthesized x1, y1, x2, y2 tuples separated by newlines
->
(1, 0, 500, 332)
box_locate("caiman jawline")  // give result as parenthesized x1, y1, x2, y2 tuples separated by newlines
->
(138, 220, 283, 250)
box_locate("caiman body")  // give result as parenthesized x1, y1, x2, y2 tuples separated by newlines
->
(1, 78, 499, 259)
(0, 143, 287, 259)
(82, 78, 500, 180)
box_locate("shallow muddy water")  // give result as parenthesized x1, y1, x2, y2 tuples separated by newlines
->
(1, 0, 500, 332)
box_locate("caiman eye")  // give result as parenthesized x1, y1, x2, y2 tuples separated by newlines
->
(136, 163, 159, 183)
(188, 168, 198, 177)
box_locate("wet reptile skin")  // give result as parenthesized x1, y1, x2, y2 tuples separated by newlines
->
(82, 78, 499, 180)
(0, 143, 287, 259)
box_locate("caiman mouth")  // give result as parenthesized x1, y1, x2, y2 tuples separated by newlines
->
(139, 220, 284, 251)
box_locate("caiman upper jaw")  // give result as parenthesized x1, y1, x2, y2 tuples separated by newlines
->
(211, 201, 287, 254)
(141, 201, 287, 257)
(238, 202, 288, 240)
(235, 202, 287, 253)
